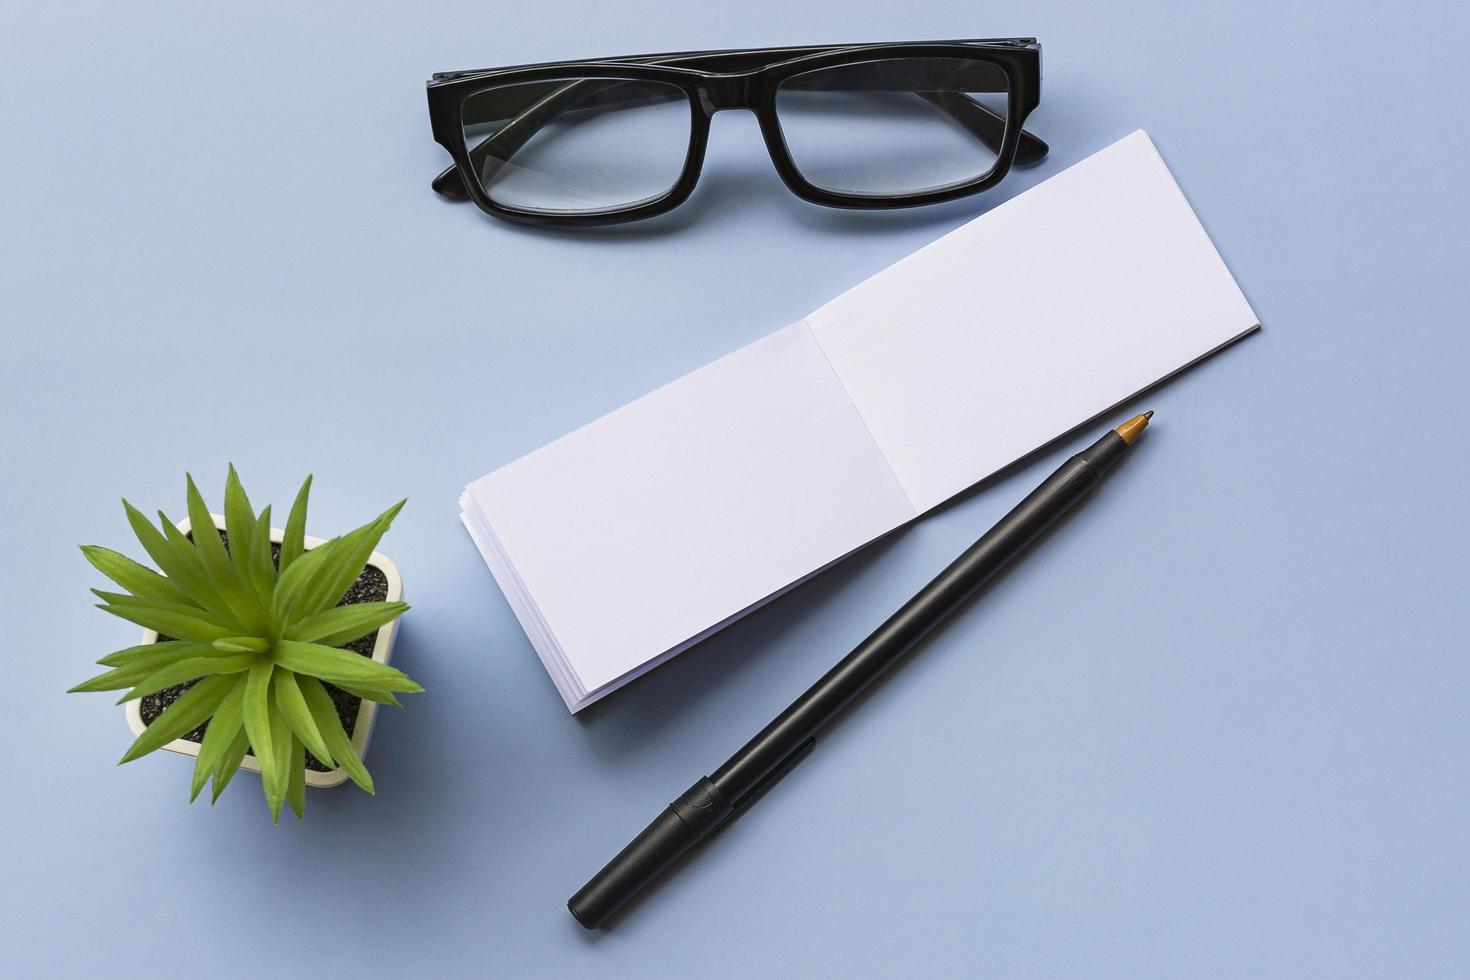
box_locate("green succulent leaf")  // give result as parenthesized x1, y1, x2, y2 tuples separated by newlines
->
(211, 728, 251, 803)
(114, 653, 256, 704)
(184, 475, 231, 574)
(241, 659, 277, 804)
(290, 537, 366, 620)
(92, 588, 232, 624)
(80, 545, 191, 604)
(269, 537, 340, 624)
(211, 636, 270, 653)
(191, 675, 247, 802)
(152, 510, 235, 621)
(299, 675, 374, 794)
(94, 594, 235, 643)
(94, 644, 160, 669)
(299, 501, 405, 618)
(286, 601, 409, 646)
(121, 501, 229, 620)
(76, 642, 243, 695)
(272, 669, 335, 770)
(279, 475, 312, 573)
(287, 736, 307, 820)
(274, 640, 423, 693)
(272, 503, 402, 625)
(73, 642, 217, 689)
(247, 505, 276, 603)
(222, 465, 258, 587)
(122, 499, 178, 572)
(184, 475, 264, 630)
(118, 673, 236, 764)
(266, 699, 292, 822)
(332, 682, 401, 707)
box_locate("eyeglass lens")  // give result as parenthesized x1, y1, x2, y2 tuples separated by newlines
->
(774, 57, 1010, 196)
(460, 78, 693, 214)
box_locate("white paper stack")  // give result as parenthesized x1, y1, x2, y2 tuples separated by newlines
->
(460, 131, 1259, 711)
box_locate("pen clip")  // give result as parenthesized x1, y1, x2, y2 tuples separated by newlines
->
(730, 737, 815, 812)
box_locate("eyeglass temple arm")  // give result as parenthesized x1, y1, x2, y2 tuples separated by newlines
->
(432, 80, 1047, 200)
(433, 80, 590, 199)
(918, 92, 1048, 165)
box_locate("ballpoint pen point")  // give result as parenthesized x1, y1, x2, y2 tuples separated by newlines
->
(1115, 411, 1154, 445)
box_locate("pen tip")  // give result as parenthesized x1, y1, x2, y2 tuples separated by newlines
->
(1115, 411, 1153, 446)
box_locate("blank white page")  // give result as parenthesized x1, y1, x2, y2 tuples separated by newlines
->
(466, 322, 915, 693)
(807, 130, 1260, 513)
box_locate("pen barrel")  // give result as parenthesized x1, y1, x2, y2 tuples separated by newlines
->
(569, 427, 1135, 929)
(712, 432, 1124, 796)
(568, 777, 732, 930)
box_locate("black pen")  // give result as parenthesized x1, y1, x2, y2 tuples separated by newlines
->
(568, 411, 1155, 928)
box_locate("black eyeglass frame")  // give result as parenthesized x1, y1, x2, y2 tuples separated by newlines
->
(426, 38, 1045, 227)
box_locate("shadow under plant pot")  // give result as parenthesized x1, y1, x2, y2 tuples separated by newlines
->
(122, 512, 404, 789)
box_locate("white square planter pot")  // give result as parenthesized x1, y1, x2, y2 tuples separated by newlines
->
(123, 512, 404, 789)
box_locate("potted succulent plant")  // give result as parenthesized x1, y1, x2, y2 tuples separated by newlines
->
(70, 468, 423, 821)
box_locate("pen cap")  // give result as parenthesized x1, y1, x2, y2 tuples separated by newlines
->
(568, 777, 731, 929)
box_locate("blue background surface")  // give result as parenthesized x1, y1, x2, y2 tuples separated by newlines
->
(3, 2, 1468, 976)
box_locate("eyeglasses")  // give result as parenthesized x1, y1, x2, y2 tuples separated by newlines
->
(426, 39, 1046, 227)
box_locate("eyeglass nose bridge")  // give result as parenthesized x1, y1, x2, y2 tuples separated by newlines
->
(697, 73, 762, 114)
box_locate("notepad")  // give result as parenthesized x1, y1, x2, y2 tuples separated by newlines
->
(461, 130, 1259, 711)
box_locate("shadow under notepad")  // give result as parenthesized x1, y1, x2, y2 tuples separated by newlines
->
(570, 530, 905, 749)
